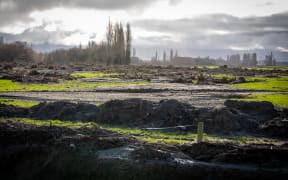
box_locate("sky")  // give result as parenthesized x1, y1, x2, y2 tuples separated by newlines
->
(0, 0, 288, 60)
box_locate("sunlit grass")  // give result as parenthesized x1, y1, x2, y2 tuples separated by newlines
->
(0, 98, 38, 108)
(101, 125, 282, 145)
(233, 93, 288, 108)
(0, 117, 97, 129)
(246, 66, 288, 71)
(71, 72, 119, 78)
(231, 76, 288, 91)
(102, 125, 198, 144)
(0, 118, 283, 145)
(195, 65, 219, 69)
(213, 73, 236, 80)
(0, 79, 149, 92)
(148, 69, 158, 73)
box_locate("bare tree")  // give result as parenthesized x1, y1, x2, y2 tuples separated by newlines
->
(125, 23, 131, 64)
(106, 18, 114, 65)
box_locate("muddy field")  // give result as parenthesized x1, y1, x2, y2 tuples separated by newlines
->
(1, 62, 286, 107)
(0, 63, 288, 179)
(1, 120, 288, 180)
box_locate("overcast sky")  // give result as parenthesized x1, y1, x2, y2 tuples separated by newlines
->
(0, 0, 288, 59)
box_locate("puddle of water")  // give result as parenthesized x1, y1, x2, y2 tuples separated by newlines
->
(90, 144, 288, 174)
(96, 146, 135, 160)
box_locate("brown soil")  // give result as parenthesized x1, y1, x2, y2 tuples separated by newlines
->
(1, 63, 288, 179)
(1, 99, 287, 137)
(0, 120, 287, 180)
(1, 62, 288, 84)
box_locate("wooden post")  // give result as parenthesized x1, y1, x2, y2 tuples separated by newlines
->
(197, 122, 204, 143)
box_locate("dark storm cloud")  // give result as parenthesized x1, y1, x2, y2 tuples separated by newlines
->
(132, 12, 288, 50)
(133, 12, 288, 33)
(0, 21, 80, 44)
(0, 0, 157, 26)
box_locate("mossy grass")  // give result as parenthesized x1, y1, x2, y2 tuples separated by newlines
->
(0, 118, 97, 129)
(101, 124, 283, 145)
(232, 93, 288, 108)
(231, 76, 288, 91)
(245, 66, 288, 71)
(213, 73, 236, 80)
(0, 98, 38, 108)
(0, 79, 148, 92)
(71, 72, 119, 78)
(0, 118, 283, 145)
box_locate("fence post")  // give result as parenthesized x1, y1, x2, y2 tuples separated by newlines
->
(197, 122, 204, 143)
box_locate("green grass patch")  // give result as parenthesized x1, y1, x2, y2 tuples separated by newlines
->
(0, 119, 283, 145)
(71, 72, 119, 78)
(0, 79, 149, 92)
(148, 69, 158, 73)
(0, 117, 97, 129)
(101, 125, 282, 145)
(233, 93, 288, 108)
(231, 76, 288, 91)
(246, 66, 288, 71)
(102, 125, 198, 144)
(213, 73, 236, 80)
(194, 66, 219, 69)
(0, 98, 38, 108)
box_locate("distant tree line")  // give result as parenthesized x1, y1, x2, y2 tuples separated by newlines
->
(151, 48, 178, 62)
(0, 41, 36, 62)
(45, 20, 132, 65)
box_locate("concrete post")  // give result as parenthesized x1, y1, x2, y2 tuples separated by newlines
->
(197, 122, 204, 143)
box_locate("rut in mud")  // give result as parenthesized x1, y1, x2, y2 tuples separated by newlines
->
(0, 120, 288, 180)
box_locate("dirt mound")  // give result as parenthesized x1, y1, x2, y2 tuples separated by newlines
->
(199, 107, 259, 133)
(259, 108, 288, 137)
(224, 100, 277, 122)
(0, 120, 56, 144)
(1, 99, 287, 137)
(0, 68, 74, 83)
(142, 99, 196, 127)
(0, 103, 29, 117)
(27, 99, 283, 137)
(96, 98, 155, 124)
(259, 117, 288, 137)
(30, 101, 98, 121)
(96, 99, 196, 127)
(0, 120, 288, 179)
(0, 120, 134, 149)
(180, 142, 288, 165)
